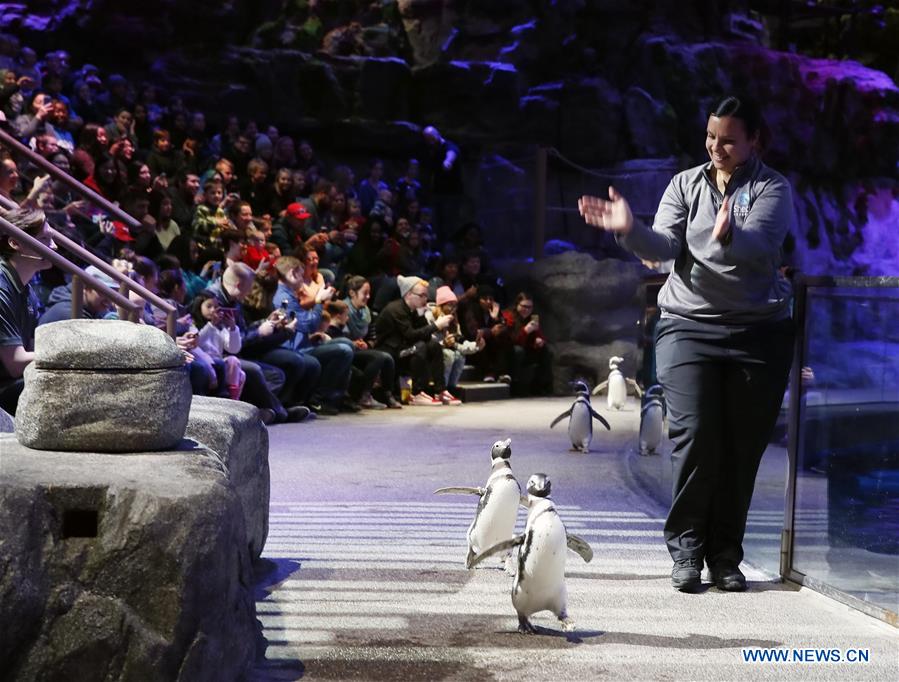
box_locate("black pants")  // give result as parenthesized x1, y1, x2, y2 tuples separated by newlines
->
(398, 340, 446, 395)
(655, 316, 794, 567)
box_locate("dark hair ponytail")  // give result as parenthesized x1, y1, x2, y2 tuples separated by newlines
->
(710, 95, 770, 153)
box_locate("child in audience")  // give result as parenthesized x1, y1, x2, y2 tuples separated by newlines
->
(190, 291, 246, 400)
(426, 286, 480, 399)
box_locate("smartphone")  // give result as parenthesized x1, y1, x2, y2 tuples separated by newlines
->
(289, 311, 296, 320)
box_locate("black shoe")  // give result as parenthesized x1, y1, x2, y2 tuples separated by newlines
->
(339, 398, 362, 413)
(710, 561, 747, 592)
(285, 406, 311, 423)
(383, 394, 402, 409)
(314, 403, 339, 416)
(258, 408, 277, 425)
(671, 558, 702, 592)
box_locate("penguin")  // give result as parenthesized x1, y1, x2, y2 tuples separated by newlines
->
(550, 380, 611, 453)
(434, 438, 521, 573)
(469, 473, 593, 634)
(593, 356, 643, 409)
(639, 384, 666, 456)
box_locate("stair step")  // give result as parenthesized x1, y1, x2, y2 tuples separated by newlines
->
(454, 382, 510, 403)
(460, 364, 479, 382)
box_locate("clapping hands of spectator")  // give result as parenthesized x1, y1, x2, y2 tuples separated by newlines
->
(489, 301, 501, 319)
(435, 314, 453, 330)
(314, 285, 335, 304)
(524, 319, 539, 334)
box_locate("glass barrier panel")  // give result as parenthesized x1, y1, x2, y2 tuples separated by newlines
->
(792, 285, 899, 616)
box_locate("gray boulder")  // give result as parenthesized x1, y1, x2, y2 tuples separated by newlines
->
(0, 435, 256, 681)
(15, 320, 191, 453)
(186, 396, 270, 561)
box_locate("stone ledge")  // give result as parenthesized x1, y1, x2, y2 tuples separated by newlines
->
(0, 436, 256, 681)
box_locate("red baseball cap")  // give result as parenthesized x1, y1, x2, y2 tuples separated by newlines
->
(285, 202, 311, 220)
(111, 221, 135, 242)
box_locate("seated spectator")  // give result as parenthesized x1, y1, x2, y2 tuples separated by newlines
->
(374, 275, 455, 406)
(342, 276, 402, 408)
(344, 216, 386, 279)
(296, 139, 323, 185)
(190, 291, 246, 401)
(0, 157, 21, 201)
(269, 167, 295, 216)
(394, 158, 421, 214)
(271, 135, 297, 170)
(191, 179, 231, 249)
(291, 168, 308, 199)
(170, 171, 200, 231)
(105, 107, 138, 149)
(503, 292, 553, 396)
(460, 284, 512, 384)
(229, 200, 255, 235)
(12, 91, 53, 142)
(270, 202, 312, 254)
(426, 286, 481, 402)
(152, 268, 193, 335)
(206, 262, 312, 424)
(38, 265, 114, 326)
(273, 253, 356, 415)
(239, 157, 271, 216)
(149, 190, 181, 251)
(146, 129, 185, 179)
(358, 158, 388, 215)
(166, 235, 213, 299)
(0, 207, 54, 414)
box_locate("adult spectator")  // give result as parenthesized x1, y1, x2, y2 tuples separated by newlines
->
(460, 284, 512, 384)
(38, 265, 115, 326)
(503, 292, 552, 396)
(170, 172, 200, 232)
(270, 202, 312, 254)
(205, 262, 311, 424)
(272, 253, 355, 415)
(0, 207, 54, 414)
(146, 130, 185, 179)
(374, 275, 454, 406)
(357, 158, 388, 216)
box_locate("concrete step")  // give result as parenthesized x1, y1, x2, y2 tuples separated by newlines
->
(460, 364, 479, 382)
(454, 381, 510, 403)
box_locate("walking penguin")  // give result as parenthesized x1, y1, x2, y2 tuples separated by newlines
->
(434, 438, 521, 572)
(639, 384, 667, 455)
(469, 473, 593, 634)
(592, 356, 643, 409)
(551, 380, 611, 453)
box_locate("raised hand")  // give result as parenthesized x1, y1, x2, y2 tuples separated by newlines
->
(578, 186, 633, 234)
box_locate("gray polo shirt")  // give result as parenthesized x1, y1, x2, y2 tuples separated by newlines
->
(0, 257, 40, 384)
(618, 157, 793, 325)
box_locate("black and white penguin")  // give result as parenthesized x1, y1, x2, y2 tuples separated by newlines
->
(593, 356, 643, 408)
(551, 381, 611, 453)
(469, 473, 593, 634)
(639, 384, 666, 456)
(434, 438, 521, 572)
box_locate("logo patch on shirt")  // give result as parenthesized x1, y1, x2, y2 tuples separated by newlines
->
(734, 191, 751, 218)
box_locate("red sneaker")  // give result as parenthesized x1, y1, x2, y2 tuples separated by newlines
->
(439, 390, 462, 405)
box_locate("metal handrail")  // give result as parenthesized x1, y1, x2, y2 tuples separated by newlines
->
(0, 185, 178, 337)
(0, 126, 140, 229)
(0, 214, 139, 318)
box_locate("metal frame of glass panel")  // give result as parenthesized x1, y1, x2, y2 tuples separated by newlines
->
(782, 275, 899, 627)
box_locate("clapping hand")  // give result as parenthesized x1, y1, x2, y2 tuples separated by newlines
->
(578, 186, 633, 234)
(712, 196, 731, 243)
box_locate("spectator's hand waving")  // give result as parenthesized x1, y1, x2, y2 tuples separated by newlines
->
(578, 186, 633, 234)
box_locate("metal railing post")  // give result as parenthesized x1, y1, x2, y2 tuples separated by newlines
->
(70, 274, 84, 320)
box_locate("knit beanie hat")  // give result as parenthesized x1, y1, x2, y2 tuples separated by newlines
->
(397, 274, 424, 298)
(435, 285, 457, 306)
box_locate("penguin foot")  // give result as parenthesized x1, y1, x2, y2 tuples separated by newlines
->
(517, 616, 537, 635)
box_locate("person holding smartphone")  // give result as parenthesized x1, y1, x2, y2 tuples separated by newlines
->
(502, 292, 552, 396)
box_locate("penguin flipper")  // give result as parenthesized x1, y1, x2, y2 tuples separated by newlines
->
(591, 380, 609, 395)
(550, 409, 573, 429)
(434, 486, 484, 495)
(566, 534, 594, 563)
(588, 407, 611, 430)
(626, 378, 644, 397)
(469, 535, 525, 569)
